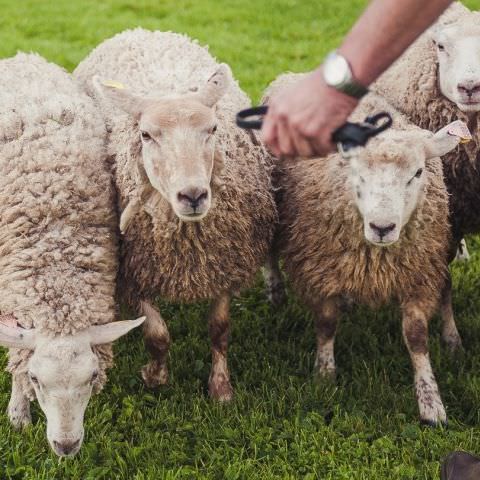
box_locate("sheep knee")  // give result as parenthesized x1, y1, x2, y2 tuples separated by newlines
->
(208, 294, 233, 402)
(8, 376, 31, 429)
(313, 298, 339, 379)
(263, 251, 286, 307)
(402, 304, 446, 425)
(140, 301, 170, 388)
(403, 317, 428, 355)
(440, 275, 462, 352)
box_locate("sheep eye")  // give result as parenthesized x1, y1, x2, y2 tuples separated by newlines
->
(210, 125, 218, 135)
(414, 168, 423, 178)
(437, 43, 445, 52)
(140, 131, 152, 141)
(29, 373, 39, 386)
(91, 370, 99, 383)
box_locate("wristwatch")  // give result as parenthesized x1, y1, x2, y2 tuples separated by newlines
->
(323, 51, 369, 99)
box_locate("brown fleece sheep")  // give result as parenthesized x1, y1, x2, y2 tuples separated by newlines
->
(265, 74, 465, 425)
(373, 2, 480, 351)
(74, 29, 277, 401)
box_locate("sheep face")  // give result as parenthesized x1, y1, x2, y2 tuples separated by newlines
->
(138, 98, 218, 221)
(94, 64, 231, 222)
(432, 15, 480, 113)
(0, 317, 144, 457)
(348, 124, 465, 246)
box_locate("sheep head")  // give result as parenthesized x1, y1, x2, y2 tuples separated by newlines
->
(94, 64, 231, 222)
(347, 121, 468, 246)
(0, 315, 145, 457)
(432, 13, 480, 113)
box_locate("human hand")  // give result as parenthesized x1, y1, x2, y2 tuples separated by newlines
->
(261, 68, 359, 158)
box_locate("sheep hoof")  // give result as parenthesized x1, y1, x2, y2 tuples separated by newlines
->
(141, 362, 168, 388)
(209, 376, 233, 403)
(420, 417, 448, 428)
(267, 285, 287, 307)
(417, 389, 447, 426)
(7, 402, 32, 430)
(314, 368, 337, 383)
(444, 335, 464, 355)
(455, 239, 470, 262)
(314, 354, 336, 381)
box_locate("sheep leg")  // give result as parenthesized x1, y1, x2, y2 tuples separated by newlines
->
(313, 297, 340, 379)
(208, 293, 233, 402)
(8, 375, 31, 429)
(263, 250, 286, 307)
(440, 273, 463, 352)
(140, 300, 170, 388)
(455, 238, 470, 262)
(402, 304, 446, 426)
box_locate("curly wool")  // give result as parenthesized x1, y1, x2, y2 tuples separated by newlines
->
(374, 3, 480, 245)
(74, 30, 276, 304)
(0, 54, 118, 397)
(271, 89, 450, 312)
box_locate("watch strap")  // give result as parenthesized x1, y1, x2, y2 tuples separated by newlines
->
(338, 80, 369, 99)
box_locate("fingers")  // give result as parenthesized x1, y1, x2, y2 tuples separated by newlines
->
(277, 118, 295, 157)
(260, 72, 358, 159)
(261, 114, 280, 157)
(261, 107, 277, 146)
(290, 126, 315, 158)
(310, 130, 336, 157)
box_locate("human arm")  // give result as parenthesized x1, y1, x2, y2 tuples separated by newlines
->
(261, 0, 453, 158)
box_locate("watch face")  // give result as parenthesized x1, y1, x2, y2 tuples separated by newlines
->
(324, 53, 350, 87)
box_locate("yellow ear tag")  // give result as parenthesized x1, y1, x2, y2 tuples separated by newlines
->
(103, 80, 125, 90)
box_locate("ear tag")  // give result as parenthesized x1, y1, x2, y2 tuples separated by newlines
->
(0, 313, 19, 328)
(102, 80, 125, 90)
(447, 120, 472, 144)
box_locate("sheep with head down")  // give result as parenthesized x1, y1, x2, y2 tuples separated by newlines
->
(374, 2, 480, 351)
(0, 53, 144, 457)
(74, 29, 277, 401)
(264, 73, 468, 425)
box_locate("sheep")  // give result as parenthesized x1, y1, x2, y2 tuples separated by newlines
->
(0, 53, 145, 457)
(263, 73, 467, 425)
(373, 2, 480, 351)
(73, 29, 277, 401)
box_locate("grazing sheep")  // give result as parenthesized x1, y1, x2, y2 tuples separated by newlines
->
(265, 73, 465, 424)
(0, 53, 144, 457)
(374, 2, 480, 351)
(73, 29, 276, 401)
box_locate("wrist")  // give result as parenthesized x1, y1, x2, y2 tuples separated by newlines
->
(337, 47, 374, 88)
(321, 51, 369, 100)
(313, 66, 360, 108)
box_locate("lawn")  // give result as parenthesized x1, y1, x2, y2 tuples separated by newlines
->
(0, 0, 480, 478)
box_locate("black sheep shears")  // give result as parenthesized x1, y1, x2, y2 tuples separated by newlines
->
(236, 105, 393, 155)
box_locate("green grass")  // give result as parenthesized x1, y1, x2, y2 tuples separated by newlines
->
(1, 0, 480, 478)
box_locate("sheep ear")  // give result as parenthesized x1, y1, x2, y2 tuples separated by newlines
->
(0, 317, 36, 349)
(424, 121, 471, 159)
(194, 64, 231, 107)
(92, 75, 147, 117)
(88, 317, 146, 345)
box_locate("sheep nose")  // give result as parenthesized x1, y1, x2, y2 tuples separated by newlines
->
(369, 222, 396, 238)
(53, 439, 81, 456)
(177, 187, 208, 209)
(457, 81, 480, 97)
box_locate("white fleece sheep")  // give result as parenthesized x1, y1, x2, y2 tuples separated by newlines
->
(74, 30, 277, 401)
(373, 1, 480, 351)
(264, 73, 466, 425)
(0, 53, 144, 457)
